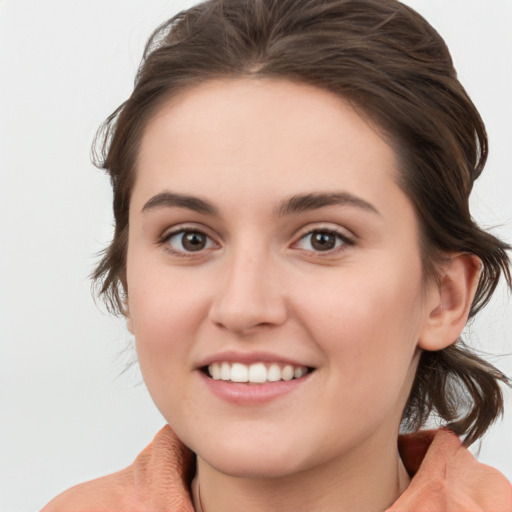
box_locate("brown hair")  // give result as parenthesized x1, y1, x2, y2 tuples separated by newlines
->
(92, 0, 511, 446)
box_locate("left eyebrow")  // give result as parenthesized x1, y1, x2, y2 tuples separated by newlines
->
(275, 192, 380, 217)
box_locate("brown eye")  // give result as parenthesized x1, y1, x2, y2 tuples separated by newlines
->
(311, 232, 336, 251)
(295, 229, 350, 252)
(182, 231, 207, 251)
(165, 229, 214, 254)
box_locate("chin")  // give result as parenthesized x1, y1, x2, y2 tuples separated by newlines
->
(195, 437, 309, 479)
(206, 454, 303, 479)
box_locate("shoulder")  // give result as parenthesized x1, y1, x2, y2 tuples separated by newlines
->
(40, 469, 137, 512)
(391, 429, 512, 512)
(40, 426, 195, 512)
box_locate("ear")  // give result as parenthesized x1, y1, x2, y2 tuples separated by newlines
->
(126, 315, 134, 335)
(418, 253, 481, 351)
(120, 275, 134, 334)
(123, 301, 134, 335)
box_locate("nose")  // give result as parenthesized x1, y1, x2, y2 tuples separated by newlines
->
(208, 247, 288, 335)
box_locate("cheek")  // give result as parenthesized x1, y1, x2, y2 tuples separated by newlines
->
(126, 264, 210, 383)
(302, 260, 424, 336)
(297, 262, 425, 386)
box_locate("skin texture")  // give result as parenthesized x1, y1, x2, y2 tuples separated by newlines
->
(125, 78, 480, 512)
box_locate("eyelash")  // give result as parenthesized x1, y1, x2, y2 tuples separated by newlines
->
(292, 227, 354, 254)
(158, 225, 355, 258)
(159, 226, 218, 258)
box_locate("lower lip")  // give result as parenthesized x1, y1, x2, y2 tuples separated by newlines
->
(199, 371, 312, 405)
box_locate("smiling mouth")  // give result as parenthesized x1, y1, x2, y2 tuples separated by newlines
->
(203, 362, 314, 384)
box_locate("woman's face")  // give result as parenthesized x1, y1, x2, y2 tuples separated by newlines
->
(126, 78, 436, 478)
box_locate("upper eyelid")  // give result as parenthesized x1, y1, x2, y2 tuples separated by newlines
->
(292, 223, 355, 242)
(160, 223, 218, 241)
(159, 227, 220, 258)
(158, 225, 220, 255)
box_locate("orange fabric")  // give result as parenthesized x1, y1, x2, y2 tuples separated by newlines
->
(389, 430, 512, 512)
(41, 427, 195, 512)
(41, 426, 512, 512)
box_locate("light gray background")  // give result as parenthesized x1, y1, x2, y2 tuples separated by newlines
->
(1, 1, 511, 510)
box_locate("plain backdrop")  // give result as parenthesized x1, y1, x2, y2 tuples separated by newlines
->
(1, 1, 511, 510)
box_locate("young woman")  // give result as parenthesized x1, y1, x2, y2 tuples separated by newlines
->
(41, 0, 511, 510)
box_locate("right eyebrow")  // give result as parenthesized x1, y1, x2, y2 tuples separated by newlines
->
(141, 191, 219, 216)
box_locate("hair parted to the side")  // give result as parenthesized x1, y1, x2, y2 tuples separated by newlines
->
(91, 0, 511, 446)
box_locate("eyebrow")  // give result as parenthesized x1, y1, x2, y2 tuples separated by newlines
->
(141, 191, 219, 215)
(276, 192, 379, 217)
(141, 190, 379, 217)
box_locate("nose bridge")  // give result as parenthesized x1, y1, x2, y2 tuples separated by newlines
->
(209, 237, 287, 333)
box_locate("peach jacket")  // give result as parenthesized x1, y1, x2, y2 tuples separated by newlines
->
(41, 427, 512, 511)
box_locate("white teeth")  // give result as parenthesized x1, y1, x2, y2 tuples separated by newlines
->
(267, 363, 281, 382)
(210, 362, 221, 380)
(220, 362, 231, 381)
(231, 363, 249, 382)
(281, 365, 294, 381)
(248, 362, 267, 383)
(294, 367, 306, 379)
(207, 362, 309, 383)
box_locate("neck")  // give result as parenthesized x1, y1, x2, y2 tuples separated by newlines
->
(193, 433, 411, 512)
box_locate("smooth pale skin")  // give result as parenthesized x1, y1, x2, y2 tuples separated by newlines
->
(126, 78, 480, 512)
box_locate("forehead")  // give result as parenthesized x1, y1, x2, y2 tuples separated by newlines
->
(133, 78, 405, 217)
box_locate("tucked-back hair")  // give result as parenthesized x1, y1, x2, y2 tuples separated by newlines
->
(92, 0, 511, 446)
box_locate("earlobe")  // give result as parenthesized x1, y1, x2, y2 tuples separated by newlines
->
(123, 302, 134, 334)
(418, 253, 481, 351)
(126, 316, 134, 335)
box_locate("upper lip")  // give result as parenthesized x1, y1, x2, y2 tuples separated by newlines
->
(196, 350, 312, 369)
